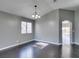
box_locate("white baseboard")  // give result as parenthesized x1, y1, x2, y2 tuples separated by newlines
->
(34, 39, 62, 45)
(0, 40, 33, 51)
(34, 39, 79, 45)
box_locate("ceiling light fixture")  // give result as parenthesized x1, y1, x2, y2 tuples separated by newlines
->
(32, 0, 40, 19)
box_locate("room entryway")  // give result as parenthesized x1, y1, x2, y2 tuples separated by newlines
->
(62, 20, 72, 45)
(62, 20, 72, 58)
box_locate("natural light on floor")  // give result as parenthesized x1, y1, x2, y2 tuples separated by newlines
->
(33, 42, 49, 49)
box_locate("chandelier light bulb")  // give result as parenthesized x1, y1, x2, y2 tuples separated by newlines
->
(36, 15, 38, 17)
(38, 15, 40, 18)
(32, 15, 35, 17)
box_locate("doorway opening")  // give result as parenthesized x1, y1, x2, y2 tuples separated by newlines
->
(61, 20, 72, 57)
(62, 20, 72, 45)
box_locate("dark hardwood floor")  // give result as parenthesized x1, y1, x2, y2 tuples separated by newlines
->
(0, 41, 79, 58)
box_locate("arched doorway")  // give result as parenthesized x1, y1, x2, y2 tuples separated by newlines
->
(62, 20, 72, 45)
(61, 20, 72, 57)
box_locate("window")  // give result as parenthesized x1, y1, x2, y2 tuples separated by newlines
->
(27, 22, 32, 33)
(21, 21, 32, 34)
(21, 21, 27, 34)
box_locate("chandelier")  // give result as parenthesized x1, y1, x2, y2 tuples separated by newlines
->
(32, 0, 40, 19)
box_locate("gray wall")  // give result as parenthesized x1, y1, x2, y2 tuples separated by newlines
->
(75, 10, 79, 43)
(59, 9, 75, 43)
(0, 11, 35, 49)
(35, 9, 75, 44)
(35, 10, 60, 44)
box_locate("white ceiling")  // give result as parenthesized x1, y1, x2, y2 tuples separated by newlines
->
(0, 0, 79, 19)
